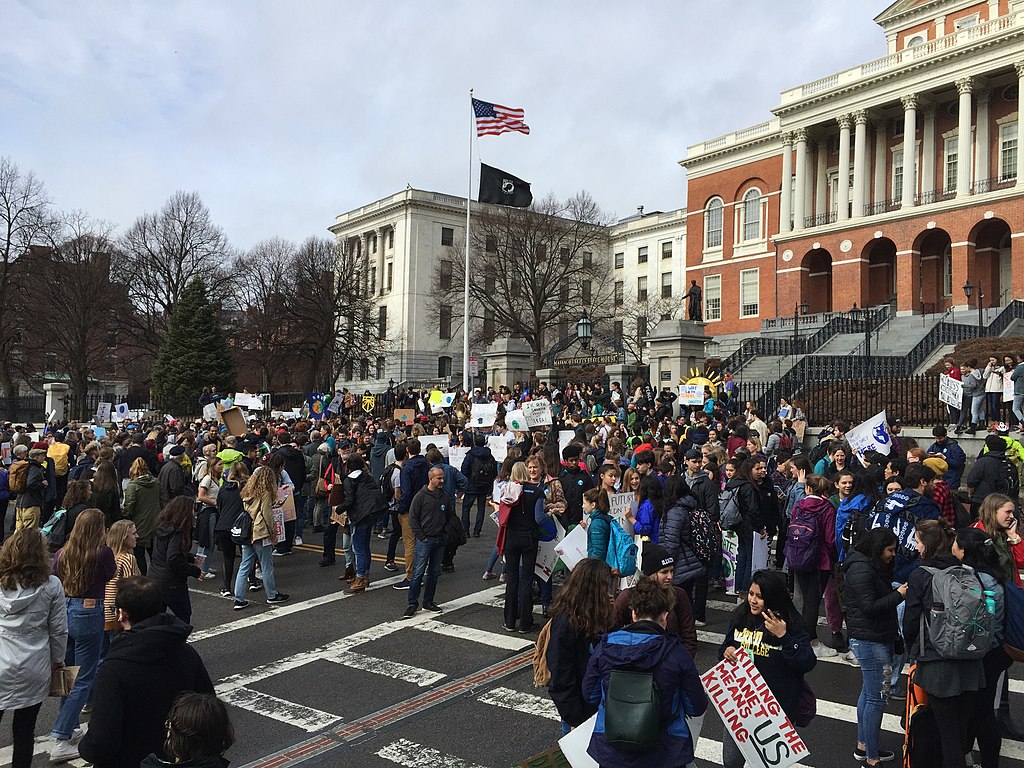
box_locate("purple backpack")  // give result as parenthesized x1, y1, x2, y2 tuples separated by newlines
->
(784, 501, 822, 572)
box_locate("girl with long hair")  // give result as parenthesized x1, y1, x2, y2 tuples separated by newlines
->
(727, 457, 773, 596)
(234, 466, 288, 609)
(148, 498, 204, 624)
(122, 457, 161, 575)
(49, 509, 115, 760)
(585, 575, 707, 767)
(719, 569, 815, 768)
(0, 530, 67, 768)
(194, 456, 222, 579)
(89, 460, 121, 528)
(60, 480, 93, 541)
(101, 520, 140, 649)
(843, 527, 905, 765)
(214, 462, 251, 597)
(544, 558, 615, 735)
(904, 518, 982, 768)
(973, 493, 1024, 587)
(501, 461, 544, 633)
(338, 455, 379, 594)
(633, 474, 665, 542)
(786, 473, 838, 658)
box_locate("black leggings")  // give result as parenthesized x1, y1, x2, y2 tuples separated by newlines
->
(930, 690, 978, 768)
(134, 543, 152, 575)
(973, 648, 1012, 768)
(0, 702, 42, 768)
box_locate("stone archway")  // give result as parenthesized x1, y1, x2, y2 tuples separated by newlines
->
(861, 238, 896, 308)
(970, 218, 1013, 307)
(914, 228, 953, 314)
(801, 248, 833, 314)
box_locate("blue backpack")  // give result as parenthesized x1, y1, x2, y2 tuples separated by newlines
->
(606, 521, 638, 576)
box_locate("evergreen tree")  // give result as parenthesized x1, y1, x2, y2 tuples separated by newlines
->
(152, 278, 235, 416)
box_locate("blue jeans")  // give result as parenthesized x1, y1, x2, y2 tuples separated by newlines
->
(409, 537, 445, 607)
(51, 599, 104, 740)
(850, 638, 894, 760)
(1014, 394, 1024, 427)
(486, 545, 502, 574)
(462, 492, 488, 534)
(534, 572, 552, 606)
(735, 529, 754, 594)
(235, 539, 278, 601)
(971, 395, 986, 425)
(351, 517, 373, 578)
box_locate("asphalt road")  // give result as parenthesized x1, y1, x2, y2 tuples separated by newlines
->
(4, 528, 1024, 768)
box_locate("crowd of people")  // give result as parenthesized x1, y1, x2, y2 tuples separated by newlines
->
(0, 375, 1020, 767)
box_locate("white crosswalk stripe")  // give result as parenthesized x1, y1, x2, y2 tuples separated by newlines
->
(376, 739, 490, 768)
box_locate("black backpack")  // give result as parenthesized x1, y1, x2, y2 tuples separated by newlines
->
(380, 463, 399, 508)
(230, 506, 253, 545)
(470, 454, 496, 490)
(992, 456, 1020, 498)
(41, 508, 68, 551)
(951, 490, 974, 529)
(604, 667, 660, 754)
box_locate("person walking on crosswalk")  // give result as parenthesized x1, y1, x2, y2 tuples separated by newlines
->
(402, 467, 452, 618)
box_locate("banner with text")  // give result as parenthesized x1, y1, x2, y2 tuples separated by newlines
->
(939, 374, 964, 408)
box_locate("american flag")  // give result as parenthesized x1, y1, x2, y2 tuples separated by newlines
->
(472, 98, 530, 137)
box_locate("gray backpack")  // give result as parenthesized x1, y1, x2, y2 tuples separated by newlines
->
(917, 564, 1000, 660)
(719, 488, 742, 531)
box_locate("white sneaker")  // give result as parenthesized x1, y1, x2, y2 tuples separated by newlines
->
(50, 739, 80, 763)
(844, 650, 860, 667)
(294, 537, 303, 546)
(813, 643, 837, 658)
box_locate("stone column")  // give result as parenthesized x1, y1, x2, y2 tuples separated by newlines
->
(1017, 63, 1024, 187)
(901, 95, 918, 209)
(359, 233, 369, 296)
(644, 320, 707, 391)
(956, 77, 974, 198)
(793, 129, 808, 230)
(873, 120, 887, 207)
(922, 105, 937, 199)
(975, 88, 991, 189)
(779, 133, 793, 235)
(836, 115, 852, 221)
(43, 382, 69, 424)
(815, 143, 828, 221)
(377, 226, 388, 296)
(852, 110, 869, 219)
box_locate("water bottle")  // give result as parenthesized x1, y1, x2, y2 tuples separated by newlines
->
(984, 589, 997, 615)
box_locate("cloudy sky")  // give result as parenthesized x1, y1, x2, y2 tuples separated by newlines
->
(2, 1, 886, 249)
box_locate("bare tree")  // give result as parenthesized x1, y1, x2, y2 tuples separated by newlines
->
(115, 191, 234, 358)
(601, 292, 682, 365)
(0, 157, 56, 397)
(429, 191, 613, 368)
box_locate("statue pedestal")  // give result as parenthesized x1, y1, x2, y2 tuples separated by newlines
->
(646, 320, 707, 386)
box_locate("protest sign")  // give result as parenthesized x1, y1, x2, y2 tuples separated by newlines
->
(608, 492, 634, 526)
(505, 411, 527, 431)
(487, 435, 509, 463)
(753, 533, 769, 573)
(554, 524, 588, 571)
(430, 402, 444, 415)
(470, 402, 498, 428)
(523, 399, 553, 427)
(92, 426, 106, 439)
(0, 442, 10, 466)
(393, 409, 415, 424)
(845, 409, 892, 461)
(326, 392, 344, 413)
(1005, 371, 1015, 403)
(428, 390, 444, 407)
(677, 384, 704, 406)
(273, 509, 285, 540)
(217, 405, 247, 437)
(723, 530, 739, 595)
(202, 403, 218, 421)
(441, 392, 457, 408)
(234, 393, 264, 410)
(557, 713, 598, 768)
(448, 446, 470, 471)
(939, 374, 963, 409)
(95, 402, 112, 422)
(420, 435, 450, 458)
(558, 430, 576, 455)
(702, 648, 809, 768)
(275, 485, 296, 523)
(535, 519, 566, 580)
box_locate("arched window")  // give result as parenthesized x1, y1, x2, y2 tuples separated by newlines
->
(906, 35, 925, 48)
(704, 197, 724, 249)
(742, 188, 762, 242)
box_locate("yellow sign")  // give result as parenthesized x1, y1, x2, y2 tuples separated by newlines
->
(681, 367, 723, 398)
(361, 395, 376, 413)
(428, 390, 444, 406)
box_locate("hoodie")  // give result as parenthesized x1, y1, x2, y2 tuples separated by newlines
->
(584, 620, 707, 768)
(123, 473, 161, 547)
(78, 613, 214, 768)
(276, 444, 307, 494)
(0, 576, 67, 710)
(369, 433, 391, 481)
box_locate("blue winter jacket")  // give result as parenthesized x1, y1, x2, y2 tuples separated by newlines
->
(835, 493, 873, 563)
(584, 621, 707, 768)
(634, 499, 660, 542)
(927, 439, 967, 489)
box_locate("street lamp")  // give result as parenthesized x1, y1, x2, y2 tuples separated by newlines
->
(963, 282, 984, 338)
(576, 309, 593, 350)
(793, 301, 809, 349)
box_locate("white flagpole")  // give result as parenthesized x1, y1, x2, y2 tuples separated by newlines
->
(462, 88, 473, 394)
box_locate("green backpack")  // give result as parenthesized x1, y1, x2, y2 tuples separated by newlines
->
(604, 668, 660, 754)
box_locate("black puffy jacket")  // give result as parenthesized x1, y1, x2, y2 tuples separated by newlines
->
(341, 470, 385, 526)
(842, 550, 903, 644)
(661, 498, 706, 586)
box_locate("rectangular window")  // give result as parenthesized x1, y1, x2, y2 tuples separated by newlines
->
(345, 361, 354, 381)
(944, 136, 958, 192)
(441, 227, 454, 246)
(438, 357, 452, 378)
(484, 266, 496, 293)
(439, 259, 453, 290)
(439, 306, 452, 339)
(661, 272, 672, 299)
(582, 279, 592, 306)
(378, 306, 387, 339)
(739, 269, 760, 318)
(637, 246, 648, 264)
(559, 284, 569, 303)
(372, 236, 378, 254)
(661, 241, 672, 259)
(386, 262, 393, 291)
(537, 244, 547, 261)
(613, 320, 624, 337)
(485, 235, 498, 253)
(557, 320, 568, 342)
(704, 275, 722, 321)
(943, 251, 953, 297)
(637, 276, 648, 302)
(614, 281, 624, 307)
(614, 252, 624, 269)
(560, 247, 570, 264)
(387, 230, 394, 249)
(637, 316, 647, 339)
(370, 266, 377, 294)
(360, 358, 369, 380)
(483, 309, 495, 342)
(1000, 122, 1018, 182)
(376, 357, 385, 379)
(893, 149, 904, 200)
(582, 251, 593, 268)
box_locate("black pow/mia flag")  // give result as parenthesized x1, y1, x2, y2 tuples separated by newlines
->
(478, 163, 533, 208)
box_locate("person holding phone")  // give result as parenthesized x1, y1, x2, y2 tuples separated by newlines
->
(972, 493, 1024, 587)
(718, 569, 815, 768)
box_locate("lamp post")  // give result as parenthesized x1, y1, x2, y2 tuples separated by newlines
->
(793, 301, 809, 350)
(963, 282, 984, 338)
(850, 303, 872, 373)
(576, 309, 593, 350)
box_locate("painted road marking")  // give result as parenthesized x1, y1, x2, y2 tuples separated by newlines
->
(217, 686, 342, 732)
(478, 687, 560, 720)
(411, 620, 535, 651)
(0, 727, 91, 768)
(376, 739, 489, 768)
(330, 651, 446, 687)
(190, 573, 408, 642)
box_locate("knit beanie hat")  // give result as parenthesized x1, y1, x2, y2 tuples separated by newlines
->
(640, 544, 675, 576)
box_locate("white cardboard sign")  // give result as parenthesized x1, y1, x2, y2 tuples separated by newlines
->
(523, 399, 553, 427)
(487, 435, 508, 463)
(470, 402, 498, 428)
(939, 374, 964, 409)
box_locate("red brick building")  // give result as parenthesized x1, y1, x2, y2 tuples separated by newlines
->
(683, 0, 1024, 335)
